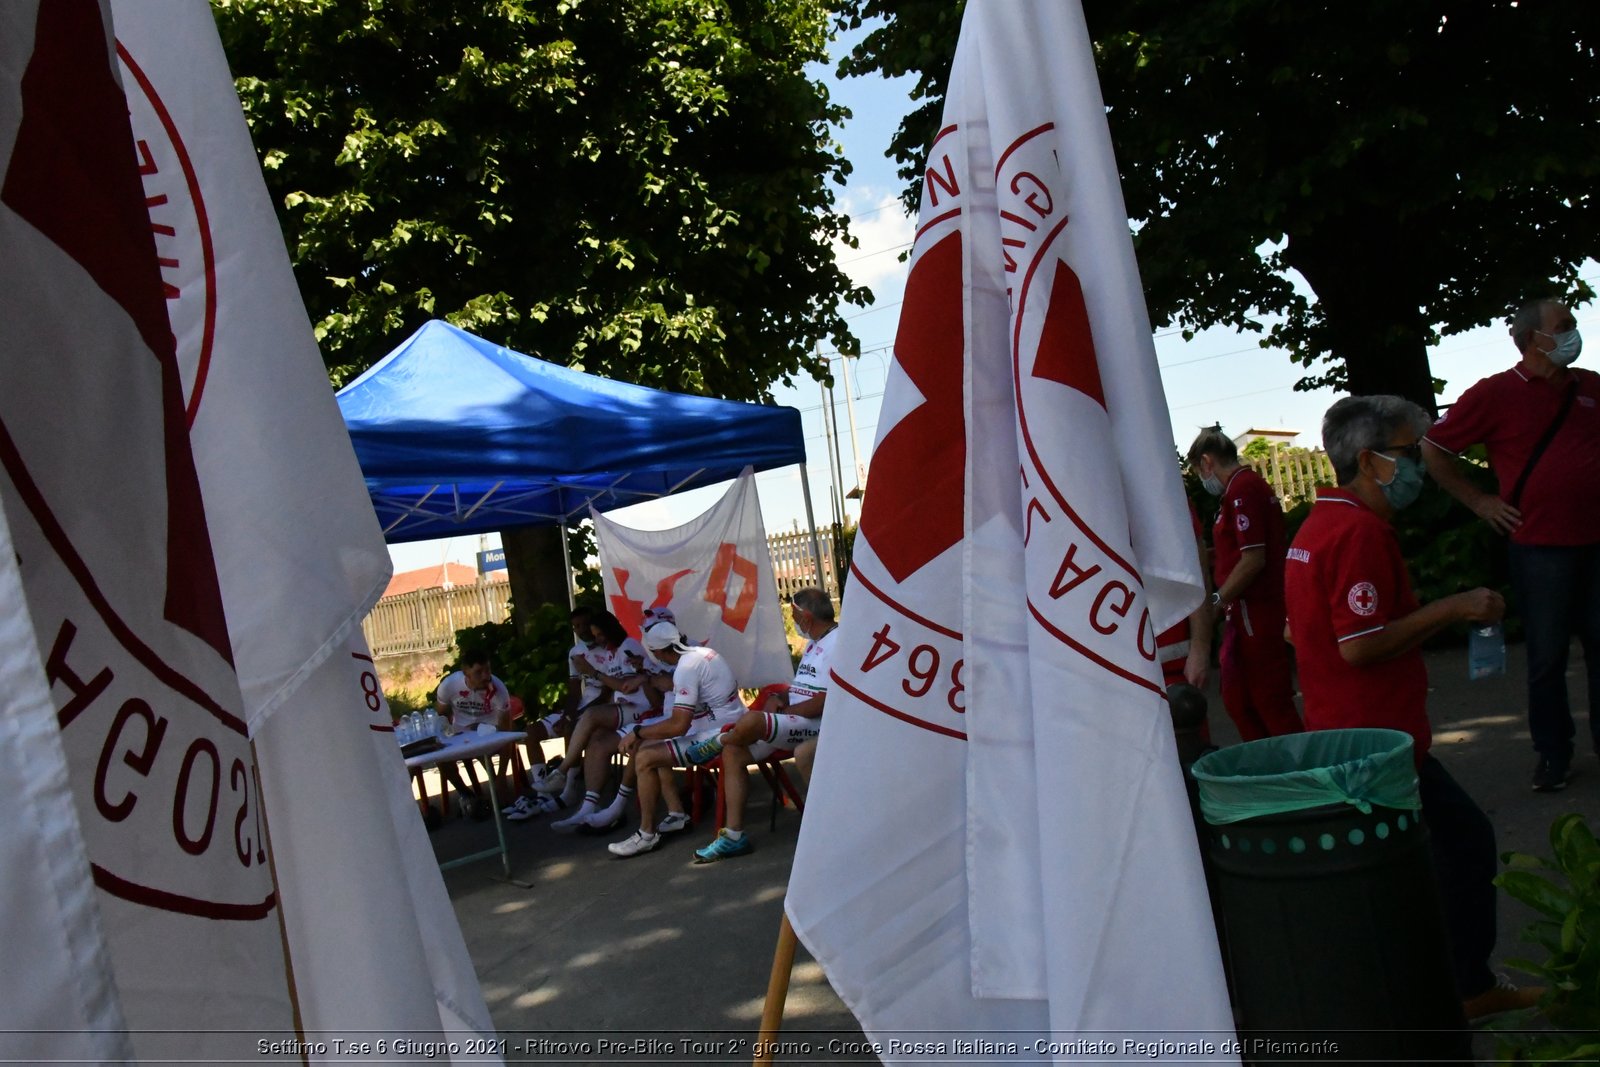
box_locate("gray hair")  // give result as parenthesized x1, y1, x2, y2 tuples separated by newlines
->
(1322, 395, 1431, 485)
(1510, 299, 1557, 353)
(789, 586, 835, 622)
(1185, 426, 1237, 468)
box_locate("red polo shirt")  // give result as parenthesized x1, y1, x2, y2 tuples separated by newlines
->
(1157, 502, 1205, 685)
(1284, 488, 1431, 760)
(1211, 467, 1286, 606)
(1425, 365, 1600, 546)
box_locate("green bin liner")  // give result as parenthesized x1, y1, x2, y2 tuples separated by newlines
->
(1190, 728, 1419, 826)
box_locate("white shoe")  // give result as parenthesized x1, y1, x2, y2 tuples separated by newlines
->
(503, 796, 536, 822)
(532, 794, 567, 815)
(532, 768, 566, 795)
(583, 805, 625, 830)
(552, 805, 593, 833)
(607, 830, 661, 858)
(657, 811, 691, 834)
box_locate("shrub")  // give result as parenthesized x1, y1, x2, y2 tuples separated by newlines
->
(1491, 813, 1600, 1062)
(440, 600, 578, 714)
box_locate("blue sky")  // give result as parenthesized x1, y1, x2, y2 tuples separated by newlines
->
(389, 24, 1596, 577)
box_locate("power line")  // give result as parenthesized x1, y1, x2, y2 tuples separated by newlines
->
(1159, 341, 1274, 370)
(838, 240, 913, 266)
(843, 197, 910, 222)
(1157, 308, 1600, 373)
(843, 300, 902, 322)
(1170, 383, 1301, 411)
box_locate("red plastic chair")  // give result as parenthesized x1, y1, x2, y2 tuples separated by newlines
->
(502, 695, 535, 795)
(686, 683, 806, 829)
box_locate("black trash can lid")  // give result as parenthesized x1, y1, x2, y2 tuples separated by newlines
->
(1190, 728, 1420, 826)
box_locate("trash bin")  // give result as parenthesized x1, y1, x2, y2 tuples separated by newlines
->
(1190, 729, 1470, 1064)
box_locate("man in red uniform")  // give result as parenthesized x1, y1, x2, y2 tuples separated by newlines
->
(1423, 298, 1600, 792)
(1187, 428, 1301, 739)
(1286, 394, 1534, 1019)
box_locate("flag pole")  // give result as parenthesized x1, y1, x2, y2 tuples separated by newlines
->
(753, 912, 799, 1066)
(249, 740, 307, 1057)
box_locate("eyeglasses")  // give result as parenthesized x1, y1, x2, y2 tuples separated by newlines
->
(1378, 442, 1423, 463)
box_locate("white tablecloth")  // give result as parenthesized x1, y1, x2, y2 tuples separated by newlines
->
(402, 729, 521, 772)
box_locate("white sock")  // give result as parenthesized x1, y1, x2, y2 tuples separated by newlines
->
(570, 798, 596, 818)
(723, 828, 746, 841)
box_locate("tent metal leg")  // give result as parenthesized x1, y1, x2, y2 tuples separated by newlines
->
(559, 521, 576, 610)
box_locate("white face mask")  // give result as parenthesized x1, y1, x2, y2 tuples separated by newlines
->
(1200, 472, 1223, 496)
(1541, 328, 1582, 367)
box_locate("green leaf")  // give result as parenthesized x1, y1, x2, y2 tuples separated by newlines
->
(1497, 870, 1579, 919)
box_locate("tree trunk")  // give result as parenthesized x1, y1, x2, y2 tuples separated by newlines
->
(501, 524, 571, 632)
(1284, 223, 1438, 415)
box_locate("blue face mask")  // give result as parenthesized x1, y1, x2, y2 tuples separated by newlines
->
(1544, 328, 1582, 367)
(1200, 473, 1223, 496)
(1372, 451, 1425, 511)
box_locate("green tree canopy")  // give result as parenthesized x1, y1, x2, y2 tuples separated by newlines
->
(214, 0, 868, 400)
(839, 1, 1598, 408)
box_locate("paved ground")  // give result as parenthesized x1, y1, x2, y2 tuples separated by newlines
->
(423, 640, 1593, 1064)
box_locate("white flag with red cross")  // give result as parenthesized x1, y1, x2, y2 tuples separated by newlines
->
(591, 468, 793, 688)
(0, 0, 496, 1059)
(785, 1, 1235, 1059)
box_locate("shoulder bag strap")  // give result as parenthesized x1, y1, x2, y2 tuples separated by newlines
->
(1506, 379, 1579, 510)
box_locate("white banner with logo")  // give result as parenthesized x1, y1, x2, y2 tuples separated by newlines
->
(786, 1, 1234, 1060)
(1, 0, 496, 1059)
(591, 469, 792, 688)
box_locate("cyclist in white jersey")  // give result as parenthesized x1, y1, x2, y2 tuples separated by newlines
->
(430, 647, 511, 821)
(681, 587, 836, 863)
(503, 604, 601, 821)
(536, 610, 677, 831)
(608, 622, 745, 857)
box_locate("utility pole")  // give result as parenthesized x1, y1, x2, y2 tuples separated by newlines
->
(840, 355, 867, 501)
(818, 379, 843, 531)
(825, 375, 848, 523)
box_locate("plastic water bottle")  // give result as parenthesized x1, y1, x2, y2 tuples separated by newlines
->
(423, 709, 440, 738)
(408, 711, 425, 740)
(1468, 623, 1506, 681)
(395, 717, 413, 745)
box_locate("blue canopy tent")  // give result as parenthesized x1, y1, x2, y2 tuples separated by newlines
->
(336, 322, 821, 571)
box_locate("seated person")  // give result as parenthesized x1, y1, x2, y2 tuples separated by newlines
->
(431, 647, 510, 820)
(607, 622, 747, 858)
(533, 610, 656, 830)
(680, 587, 836, 862)
(567, 661, 690, 833)
(503, 604, 601, 820)
(791, 736, 817, 782)
(637, 605, 680, 678)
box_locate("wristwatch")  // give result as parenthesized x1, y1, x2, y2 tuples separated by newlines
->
(1208, 591, 1222, 607)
